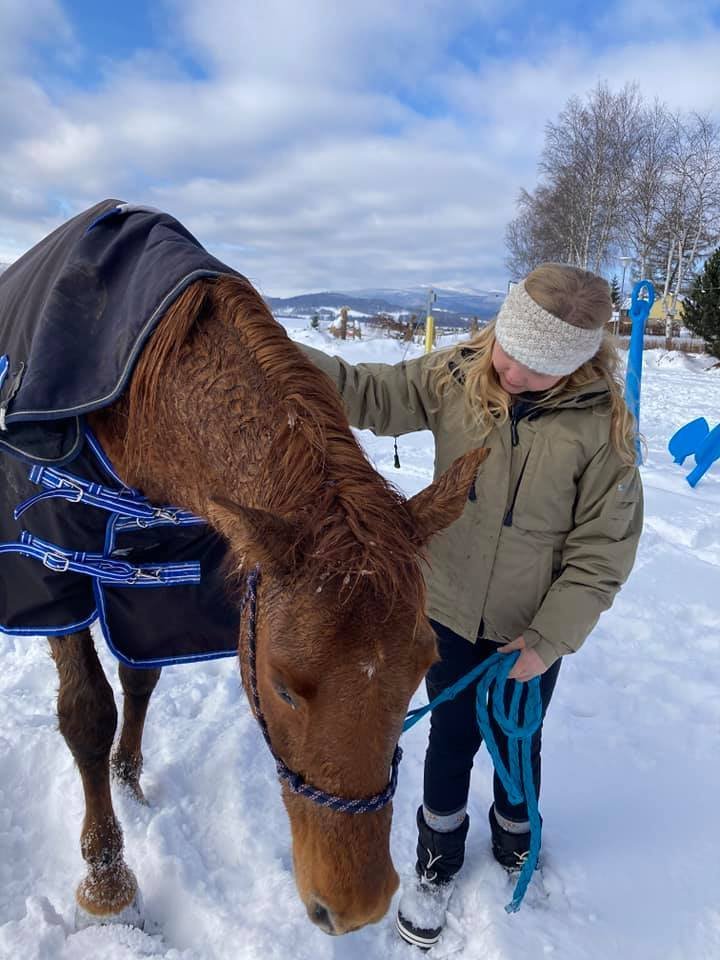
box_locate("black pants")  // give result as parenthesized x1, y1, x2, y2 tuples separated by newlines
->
(423, 620, 561, 823)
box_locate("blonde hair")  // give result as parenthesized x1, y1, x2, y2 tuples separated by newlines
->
(432, 264, 637, 465)
(525, 262, 613, 331)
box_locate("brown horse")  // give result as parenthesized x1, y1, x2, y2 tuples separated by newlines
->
(47, 274, 489, 935)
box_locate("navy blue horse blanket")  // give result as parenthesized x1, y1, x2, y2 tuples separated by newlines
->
(0, 201, 242, 666)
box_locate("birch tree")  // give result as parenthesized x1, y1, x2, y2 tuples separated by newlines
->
(505, 88, 720, 301)
(657, 114, 720, 339)
(624, 101, 674, 279)
(506, 83, 641, 277)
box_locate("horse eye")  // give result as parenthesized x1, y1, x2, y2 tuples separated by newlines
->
(275, 683, 296, 709)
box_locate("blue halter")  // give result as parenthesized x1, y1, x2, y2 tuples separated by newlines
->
(241, 567, 402, 815)
(242, 567, 542, 911)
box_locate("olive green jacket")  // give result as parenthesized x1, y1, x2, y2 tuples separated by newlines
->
(300, 344, 643, 667)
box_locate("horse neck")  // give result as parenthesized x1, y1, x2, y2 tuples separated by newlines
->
(94, 283, 355, 522)
(90, 277, 421, 607)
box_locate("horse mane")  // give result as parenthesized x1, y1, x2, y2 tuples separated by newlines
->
(125, 274, 427, 613)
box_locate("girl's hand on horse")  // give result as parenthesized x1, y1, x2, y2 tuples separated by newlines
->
(499, 636, 548, 682)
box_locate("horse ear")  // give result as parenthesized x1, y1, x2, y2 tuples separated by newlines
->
(404, 447, 490, 546)
(208, 496, 303, 573)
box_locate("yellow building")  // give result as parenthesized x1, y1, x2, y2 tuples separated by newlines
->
(648, 293, 685, 323)
(621, 292, 685, 321)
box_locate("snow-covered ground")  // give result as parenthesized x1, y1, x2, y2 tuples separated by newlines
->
(1, 322, 719, 960)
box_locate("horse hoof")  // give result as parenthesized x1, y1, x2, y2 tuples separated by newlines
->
(111, 757, 149, 805)
(74, 889, 144, 931)
(118, 777, 149, 806)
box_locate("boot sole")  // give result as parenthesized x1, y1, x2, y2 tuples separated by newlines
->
(395, 913, 440, 950)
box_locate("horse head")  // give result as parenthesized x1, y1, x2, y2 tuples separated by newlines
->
(209, 446, 488, 934)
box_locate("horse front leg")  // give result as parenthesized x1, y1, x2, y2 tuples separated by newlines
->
(49, 631, 142, 928)
(111, 663, 162, 803)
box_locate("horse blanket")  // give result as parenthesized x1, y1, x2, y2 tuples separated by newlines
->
(0, 201, 241, 666)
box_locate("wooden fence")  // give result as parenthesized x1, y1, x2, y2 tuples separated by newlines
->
(614, 335, 707, 353)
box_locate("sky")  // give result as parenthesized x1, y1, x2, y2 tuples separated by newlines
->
(1, 0, 720, 296)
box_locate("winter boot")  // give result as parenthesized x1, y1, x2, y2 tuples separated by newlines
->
(488, 804, 533, 872)
(396, 806, 469, 949)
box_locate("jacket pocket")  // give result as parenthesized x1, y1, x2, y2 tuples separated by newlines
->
(482, 526, 555, 641)
(604, 469, 642, 540)
(510, 438, 577, 535)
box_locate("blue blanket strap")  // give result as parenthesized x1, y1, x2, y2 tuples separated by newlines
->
(403, 651, 543, 913)
(85, 428, 205, 528)
(15, 463, 205, 528)
(114, 512, 206, 531)
(0, 531, 201, 586)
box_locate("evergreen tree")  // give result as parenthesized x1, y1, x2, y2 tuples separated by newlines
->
(310, 314, 320, 329)
(610, 275, 621, 308)
(683, 248, 720, 360)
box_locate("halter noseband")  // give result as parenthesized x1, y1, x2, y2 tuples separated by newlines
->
(241, 567, 402, 814)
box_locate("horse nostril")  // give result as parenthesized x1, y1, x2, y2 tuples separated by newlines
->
(309, 899, 336, 934)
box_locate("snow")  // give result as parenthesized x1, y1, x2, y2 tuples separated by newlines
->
(643, 348, 718, 373)
(1, 320, 719, 960)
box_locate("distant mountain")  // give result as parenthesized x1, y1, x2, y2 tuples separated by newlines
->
(0, 266, 502, 327)
(266, 286, 504, 326)
(349, 286, 505, 316)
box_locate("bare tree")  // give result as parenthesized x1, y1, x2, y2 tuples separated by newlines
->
(505, 184, 574, 277)
(506, 83, 642, 277)
(506, 84, 720, 323)
(624, 101, 674, 279)
(656, 113, 720, 339)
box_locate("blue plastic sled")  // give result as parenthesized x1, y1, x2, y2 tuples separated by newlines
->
(686, 424, 720, 488)
(668, 418, 709, 465)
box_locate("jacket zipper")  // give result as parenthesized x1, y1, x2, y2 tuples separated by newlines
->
(503, 457, 529, 526)
(510, 406, 520, 448)
(504, 408, 525, 526)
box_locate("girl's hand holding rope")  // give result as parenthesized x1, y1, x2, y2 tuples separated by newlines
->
(499, 636, 548, 682)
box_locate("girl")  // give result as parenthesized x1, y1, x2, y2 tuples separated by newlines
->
(300, 264, 643, 948)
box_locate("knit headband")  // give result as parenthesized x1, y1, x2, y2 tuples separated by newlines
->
(495, 281, 604, 376)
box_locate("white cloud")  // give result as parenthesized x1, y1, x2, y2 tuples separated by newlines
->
(0, 0, 75, 69)
(167, 0, 506, 85)
(0, 0, 719, 293)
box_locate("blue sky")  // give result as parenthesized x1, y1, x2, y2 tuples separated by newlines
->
(1, 0, 720, 295)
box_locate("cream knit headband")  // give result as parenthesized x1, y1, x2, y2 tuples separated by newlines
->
(495, 281, 603, 376)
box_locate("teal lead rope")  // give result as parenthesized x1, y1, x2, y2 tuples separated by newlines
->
(403, 651, 543, 912)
